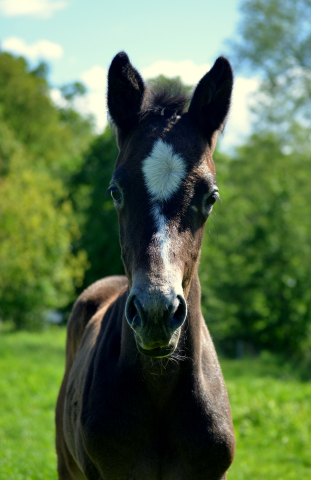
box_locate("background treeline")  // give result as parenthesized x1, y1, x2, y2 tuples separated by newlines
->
(0, 0, 310, 363)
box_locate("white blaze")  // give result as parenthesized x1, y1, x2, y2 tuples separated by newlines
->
(151, 204, 170, 267)
(142, 140, 186, 269)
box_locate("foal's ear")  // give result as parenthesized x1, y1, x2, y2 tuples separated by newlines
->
(188, 56, 233, 146)
(108, 52, 145, 139)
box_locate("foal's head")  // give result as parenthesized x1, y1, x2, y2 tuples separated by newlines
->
(108, 52, 233, 358)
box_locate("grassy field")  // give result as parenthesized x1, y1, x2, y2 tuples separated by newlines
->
(0, 326, 310, 480)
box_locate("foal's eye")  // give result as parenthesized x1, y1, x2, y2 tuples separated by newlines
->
(204, 195, 217, 207)
(111, 187, 122, 201)
(108, 183, 123, 206)
(203, 190, 220, 214)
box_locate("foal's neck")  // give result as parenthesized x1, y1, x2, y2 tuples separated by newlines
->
(139, 270, 203, 409)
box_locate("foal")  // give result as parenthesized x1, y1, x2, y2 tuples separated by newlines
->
(56, 52, 235, 480)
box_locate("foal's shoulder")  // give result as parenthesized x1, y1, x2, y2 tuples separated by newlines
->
(66, 276, 128, 360)
(80, 276, 128, 306)
(74, 275, 128, 321)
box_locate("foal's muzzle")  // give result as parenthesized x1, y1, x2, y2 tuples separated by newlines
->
(125, 289, 187, 358)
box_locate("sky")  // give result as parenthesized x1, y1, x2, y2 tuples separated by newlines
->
(0, 0, 260, 151)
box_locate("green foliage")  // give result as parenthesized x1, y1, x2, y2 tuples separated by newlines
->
(216, 0, 311, 357)
(0, 52, 92, 329)
(60, 81, 87, 102)
(0, 111, 20, 177)
(31, 61, 50, 80)
(0, 52, 63, 165)
(1, 327, 310, 479)
(0, 156, 86, 329)
(200, 135, 311, 358)
(0, 52, 93, 174)
(71, 126, 123, 289)
(234, 0, 311, 76)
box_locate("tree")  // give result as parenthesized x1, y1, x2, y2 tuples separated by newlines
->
(200, 135, 311, 358)
(0, 131, 87, 328)
(60, 81, 87, 102)
(0, 52, 92, 328)
(71, 126, 123, 289)
(231, 0, 311, 148)
(0, 52, 93, 175)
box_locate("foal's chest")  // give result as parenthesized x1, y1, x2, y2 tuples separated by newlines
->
(78, 367, 233, 480)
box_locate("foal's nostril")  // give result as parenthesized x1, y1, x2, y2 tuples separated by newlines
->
(169, 295, 187, 329)
(125, 295, 142, 329)
(126, 291, 186, 332)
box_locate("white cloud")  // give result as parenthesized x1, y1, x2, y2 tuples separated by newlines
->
(221, 76, 260, 151)
(74, 61, 260, 148)
(142, 60, 211, 86)
(50, 87, 67, 107)
(50, 66, 108, 133)
(76, 92, 107, 130)
(80, 65, 107, 91)
(2, 36, 64, 61)
(0, 0, 67, 18)
(78, 65, 107, 132)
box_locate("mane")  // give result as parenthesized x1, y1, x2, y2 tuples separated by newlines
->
(142, 82, 190, 118)
(108, 79, 190, 131)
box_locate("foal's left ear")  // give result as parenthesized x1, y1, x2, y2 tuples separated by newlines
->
(108, 52, 145, 140)
(188, 56, 233, 147)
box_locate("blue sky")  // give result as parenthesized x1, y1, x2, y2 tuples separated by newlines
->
(0, 0, 259, 149)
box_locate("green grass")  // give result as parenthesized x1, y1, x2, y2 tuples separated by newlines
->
(0, 326, 310, 479)
(0, 326, 65, 480)
(223, 355, 311, 479)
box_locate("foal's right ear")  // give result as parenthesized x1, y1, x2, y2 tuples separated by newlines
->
(108, 52, 145, 139)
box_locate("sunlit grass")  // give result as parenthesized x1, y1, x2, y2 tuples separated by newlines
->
(223, 355, 311, 479)
(0, 326, 65, 480)
(0, 326, 310, 479)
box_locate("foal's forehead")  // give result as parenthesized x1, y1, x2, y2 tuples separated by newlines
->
(115, 116, 216, 196)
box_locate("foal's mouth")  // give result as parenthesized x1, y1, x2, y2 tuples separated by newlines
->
(136, 342, 176, 358)
(134, 327, 181, 358)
